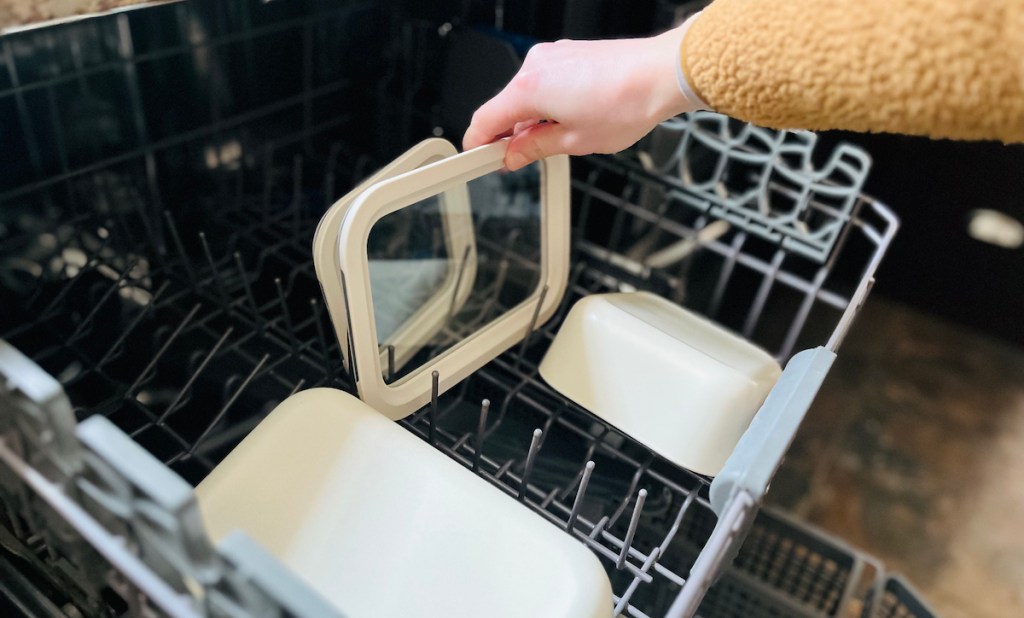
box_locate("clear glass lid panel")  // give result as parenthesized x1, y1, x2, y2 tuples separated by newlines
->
(368, 193, 451, 342)
(367, 162, 543, 384)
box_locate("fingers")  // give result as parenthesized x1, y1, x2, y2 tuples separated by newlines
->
(463, 78, 544, 151)
(504, 122, 577, 171)
(513, 118, 541, 135)
(462, 95, 520, 151)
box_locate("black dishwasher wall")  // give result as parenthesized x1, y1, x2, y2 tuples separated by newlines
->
(4, 0, 1019, 342)
(0, 1, 397, 199)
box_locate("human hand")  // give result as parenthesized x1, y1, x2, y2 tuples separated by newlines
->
(463, 23, 704, 170)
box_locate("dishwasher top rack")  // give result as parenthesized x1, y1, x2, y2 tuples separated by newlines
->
(0, 2, 897, 617)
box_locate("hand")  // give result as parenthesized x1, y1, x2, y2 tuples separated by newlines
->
(463, 25, 700, 170)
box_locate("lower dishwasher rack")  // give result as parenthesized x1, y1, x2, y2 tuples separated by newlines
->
(0, 132, 897, 617)
(0, 5, 899, 618)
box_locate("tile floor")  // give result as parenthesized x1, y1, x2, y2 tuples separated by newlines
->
(769, 298, 1024, 618)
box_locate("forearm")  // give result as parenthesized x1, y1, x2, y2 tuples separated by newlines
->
(681, 0, 1024, 142)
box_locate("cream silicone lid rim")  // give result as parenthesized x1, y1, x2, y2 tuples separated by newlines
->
(336, 139, 571, 420)
(312, 138, 459, 375)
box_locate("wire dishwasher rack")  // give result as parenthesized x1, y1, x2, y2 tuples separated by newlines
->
(0, 2, 910, 617)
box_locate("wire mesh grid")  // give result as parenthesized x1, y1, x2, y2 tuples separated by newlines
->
(568, 120, 896, 363)
(863, 576, 938, 618)
(0, 136, 894, 618)
(0, 2, 898, 617)
(696, 508, 882, 618)
(0, 144, 722, 617)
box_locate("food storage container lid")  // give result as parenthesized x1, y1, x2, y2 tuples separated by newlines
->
(315, 138, 570, 419)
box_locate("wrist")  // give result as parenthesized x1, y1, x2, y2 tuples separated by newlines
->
(675, 12, 709, 112)
(647, 12, 708, 122)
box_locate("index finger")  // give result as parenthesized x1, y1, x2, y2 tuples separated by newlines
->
(463, 79, 543, 151)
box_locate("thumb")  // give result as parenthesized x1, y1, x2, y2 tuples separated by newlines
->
(505, 123, 577, 171)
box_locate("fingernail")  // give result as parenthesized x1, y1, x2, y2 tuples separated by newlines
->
(506, 151, 529, 170)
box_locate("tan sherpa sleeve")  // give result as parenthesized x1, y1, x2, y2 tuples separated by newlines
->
(680, 0, 1024, 142)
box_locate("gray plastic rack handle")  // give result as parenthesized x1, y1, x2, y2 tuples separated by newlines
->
(710, 346, 837, 516)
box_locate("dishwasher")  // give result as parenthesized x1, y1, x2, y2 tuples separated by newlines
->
(0, 1, 927, 617)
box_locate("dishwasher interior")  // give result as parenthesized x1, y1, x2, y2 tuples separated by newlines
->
(0, 2, 911, 617)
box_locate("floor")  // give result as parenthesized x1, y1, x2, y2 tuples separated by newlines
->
(769, 298, 1024, 618)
